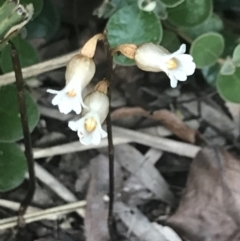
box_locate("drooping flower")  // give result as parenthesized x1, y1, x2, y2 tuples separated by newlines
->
(112, 43, 196, 88)
(47, 33, 104, 114)
(47, 54, 95, 114)
(68, 81, 109, 145)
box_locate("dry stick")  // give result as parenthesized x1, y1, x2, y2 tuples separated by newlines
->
(10, 43, 36, 226)
(102, 32, 115, 240)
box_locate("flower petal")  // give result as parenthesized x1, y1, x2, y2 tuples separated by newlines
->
(58, 97, 73, 114)
(80, 133, 93, 145)
(173, 69, 187, 81)
(100, 128, 108, 138)
(51, 92, 64, 106)
(91, 130, 101, 145)
(47, 89, 60, 94)
(169, 73, 178, 88)
(165, 44, 186, 61)
(68, 121, 78, 131)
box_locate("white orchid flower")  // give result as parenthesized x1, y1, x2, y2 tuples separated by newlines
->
(134, 43, 196, 88)
(47, 54, 95, 114)
(68, 91, 109, 145)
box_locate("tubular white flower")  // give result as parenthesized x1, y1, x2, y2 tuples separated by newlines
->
(47, 54, 95, 114)
(68, 91, 109, 145)
(134, 43, 196, 88)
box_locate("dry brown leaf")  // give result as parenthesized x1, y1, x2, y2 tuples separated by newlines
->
(111, 107, 149, 120)
(167, 147, 240, 241)
(151, 110, 198, 143)
(111, 107, 198, 143)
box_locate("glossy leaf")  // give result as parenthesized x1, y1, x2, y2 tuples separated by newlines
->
(107, 4, 162, 65)
(181, 14, 223, 40)
(1, 35, 39, 73)
(0, 85, 40, 142)
(168, 0, 212, 27)
(161, 0, 184, 7)
(26, 0, 60, 39)
(20, 0, 43, 18)
(217, 67, 240, 103)
(190, 32, 224, 68)
(0, 143, 27, 192)
(233, 44, 240, 67)
(160, 30, 180, 52)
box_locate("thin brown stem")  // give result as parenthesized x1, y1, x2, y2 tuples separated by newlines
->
(10, 42, 36, 227)
(102, 31, 115, 240)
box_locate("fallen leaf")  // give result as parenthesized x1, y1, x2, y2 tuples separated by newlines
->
(111, 107, 199, 143)
(152, 110, 198, 143)
(167, 147, 240, 241)
(111, 107, 149, 120)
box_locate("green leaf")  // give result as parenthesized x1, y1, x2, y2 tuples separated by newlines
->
(220, 58, 236, 75)
(217, 67, 240, 103)
(107, 4, 162, 65)
(20, 0, 43, 18)
(190, 32, 224, 68)
(181, 14, 223, 40)
(222, 31, 240, 57)
(0, 0, 34, 50)
(161, 0, 184, 7)
(233, 44, 240, 67)
(202, 64, 220, 86)
(168, 0, 212, 27)
(1, 35, 39, 73)
(160, 30, 180, 52)
(0, 143, 27, 192)
(0, 85, 39, 142)
(154, 0, 168, 19)
(26, 0, 60, 39)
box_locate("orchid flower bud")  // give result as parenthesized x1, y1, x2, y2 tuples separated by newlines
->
(113, 43, 196, 88)
(47, 33, 104, 115)
(68, 81, 109, 145)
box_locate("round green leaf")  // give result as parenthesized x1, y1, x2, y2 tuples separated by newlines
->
(20, 0, 43, 18)
(202, 64, 220, 86)
(233, 44, 240, 67)
(161, 0, 184, 7)
(1, 35, 39, 73)
(190, 32, 224, 68)
(168, 0, 212, 27)
(181, 14, 223, 40)
(160, 30, 180, 52)
(0, 85, 40, 142)
(0, 143, 27, 192)
(107, 4, 162, 65)
(217, 67, 240, 103)
(26, 0, 60, 39)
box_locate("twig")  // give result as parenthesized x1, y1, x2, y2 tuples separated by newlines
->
(31, 126, 200, 159)
(10, 42, 36, 226)
(102, 31, 115, 240)
(0, 51, 79, 86)
(0, 201, 86, 230)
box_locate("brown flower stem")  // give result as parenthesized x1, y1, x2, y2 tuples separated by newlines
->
(102, 31, 116, 240)
(10, 42, 36, 227)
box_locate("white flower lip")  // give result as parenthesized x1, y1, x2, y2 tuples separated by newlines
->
(134, 43, 196, 88)
(47, 55, 96, 114)
(68, 91, 109, 146)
